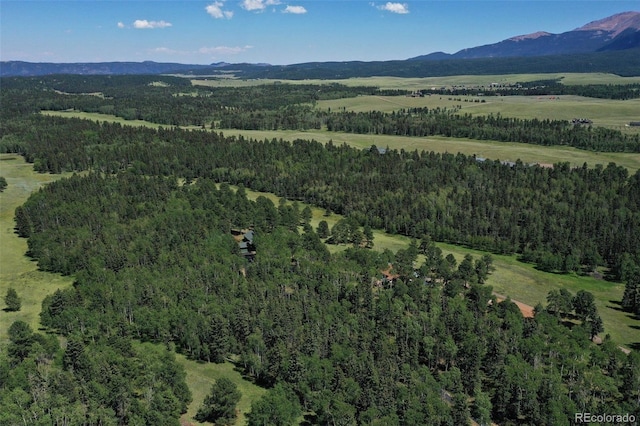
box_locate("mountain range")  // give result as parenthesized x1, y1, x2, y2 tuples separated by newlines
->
(411, 11, 640, 60)
(1, 11, 639, 78)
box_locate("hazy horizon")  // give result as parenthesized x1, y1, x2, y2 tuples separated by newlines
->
(1, 1, 638, 66)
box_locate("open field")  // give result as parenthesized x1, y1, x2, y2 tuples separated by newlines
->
(317, 95, 640, 133)
(191, 73, 640, 90)
(0, 154, 74, 344)
(176, 355, 266, 426)
(42, 110, 169, 129)
(41, 111, 640, 173)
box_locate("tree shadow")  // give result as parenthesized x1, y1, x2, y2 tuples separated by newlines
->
(300, 414, 318, 426)
(607, 299, 627, 312)
(628, 342, 640, 351)
(608, 300, 640, 320)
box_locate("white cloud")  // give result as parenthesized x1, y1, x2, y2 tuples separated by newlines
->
(199, 45, 253, 55)
(377, 2, 409, 14)
(283, 5, 306, 14)
(241, 0, 265, 11)
(150, 47, 187, 55)
(117, 22, 125, 29)
(133, 20, 173, 29)
(206, 2, 234, 19)
(241, 0, 281, 12)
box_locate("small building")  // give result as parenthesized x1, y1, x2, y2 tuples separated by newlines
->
(232, 229, 256, 261)
(572, 118, 592, 125)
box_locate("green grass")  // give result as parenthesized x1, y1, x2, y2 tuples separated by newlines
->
(176, 356, 266, 426)
(42, 110, 172, 129)
(191, 73, 640, 90)
(317, 94, 640, 134)
(0, 154, 74, 344)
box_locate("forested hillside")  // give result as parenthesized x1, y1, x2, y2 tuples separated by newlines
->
(6, 172, 640, 425)
(1, 75, 640, 425)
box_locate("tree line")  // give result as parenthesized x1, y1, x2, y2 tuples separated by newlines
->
(421, 81, 640, 100)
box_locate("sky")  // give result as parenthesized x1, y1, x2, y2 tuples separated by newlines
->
(1, 1, 638, 65)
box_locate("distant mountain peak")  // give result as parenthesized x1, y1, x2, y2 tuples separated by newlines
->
(575, 11, 640, 37)
(508, 31, 552, 42)
(410, 10, 640, 61)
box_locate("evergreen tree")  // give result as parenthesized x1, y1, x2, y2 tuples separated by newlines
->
(7, 321, 33, 362)
(471, 385, 492, 426)
(572, 290, 598, 321)
(317, 220, 330, 239)
(300, 206, 312, 225)
(363, 224, 374, 248)
(4, 288, 21, 312)
(246, 383, 300, 426)
(622, 274, 640, 315)
(195, 378, 242, 425)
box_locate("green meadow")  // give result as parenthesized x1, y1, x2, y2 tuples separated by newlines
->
(191, 72, 640, 89)
(176, 355, 266, 426)
(0, 154, 74, 344)
(316, 95, 640, 133)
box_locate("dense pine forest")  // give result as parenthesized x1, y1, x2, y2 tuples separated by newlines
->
(1, 75, 640, 425)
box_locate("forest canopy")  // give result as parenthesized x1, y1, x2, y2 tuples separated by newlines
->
(1, 74, 639, 425)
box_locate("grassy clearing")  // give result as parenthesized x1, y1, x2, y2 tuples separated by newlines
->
(317, 95, 640, 134)
(176, 355, 266, 426)
(42, 110, 173, 129)
(191, 73, 640, 90)
(0, 154, 74, 344)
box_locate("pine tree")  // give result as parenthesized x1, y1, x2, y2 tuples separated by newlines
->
(195, 378, 242, 425)
(622, 275, 640, 315)
(4, 288, 21, 312)
(316, 220, 330, 239)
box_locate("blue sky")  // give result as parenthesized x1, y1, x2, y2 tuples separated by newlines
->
(1, 1, 638, 65)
